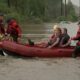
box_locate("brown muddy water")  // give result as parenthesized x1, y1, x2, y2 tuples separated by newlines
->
(0, 22, 80, 80)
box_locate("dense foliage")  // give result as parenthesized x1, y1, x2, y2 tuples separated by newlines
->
(0, 0, 78, 23)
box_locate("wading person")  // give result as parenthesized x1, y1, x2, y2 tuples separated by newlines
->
(71, 22, 80, 58)
(0, 13, 7, 56)
(0, 13, 5, 41)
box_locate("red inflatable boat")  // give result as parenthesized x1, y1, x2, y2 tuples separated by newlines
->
(0, 41, 76, 57)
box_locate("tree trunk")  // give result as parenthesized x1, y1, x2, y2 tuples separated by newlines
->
(64, 0, 67, 17)
(15, 0, 18, 10)
(61, 0, 63, 16)
(7, 0, 11, 7)
(79, 0, 80, 19)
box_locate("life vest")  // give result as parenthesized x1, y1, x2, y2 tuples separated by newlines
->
(6, 20, 22, 37)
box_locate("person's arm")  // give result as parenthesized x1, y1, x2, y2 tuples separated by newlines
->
(48, 38, 60, 48)
(59, 37, 64, 46)
(17, 25, 22, 38)
(71, 36, 80, 40)
(72, 31, 80, 40)
(60, 39, 71, 47)
(60, 35, 71, 47)
(16, 25, 22, 43)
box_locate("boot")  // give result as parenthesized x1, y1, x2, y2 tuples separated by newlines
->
(28, 39, 34, 46)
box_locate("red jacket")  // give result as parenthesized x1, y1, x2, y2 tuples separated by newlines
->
(72, 28, 80, 46)
(0, 20, 5, 34)
(49, 34, 57, 44)
(6, 20, 22, 37)
(50, 34, 55, 41)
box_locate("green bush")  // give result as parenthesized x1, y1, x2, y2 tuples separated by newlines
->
(67, 15, 78, 22)
(57, 16, 67, 21)
(0, 0, 78, 23)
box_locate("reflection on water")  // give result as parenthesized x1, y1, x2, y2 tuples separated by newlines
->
(21, 22, 78, 45)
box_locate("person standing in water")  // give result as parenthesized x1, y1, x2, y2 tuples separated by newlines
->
(0, 13, 5, 40)
(71, 22, 80, 58)
(0, 13, 7, 56)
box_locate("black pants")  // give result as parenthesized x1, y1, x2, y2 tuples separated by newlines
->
(28, 39, 34, 46)
(72, 46, 80, 58)
(0, 49, 4, 56)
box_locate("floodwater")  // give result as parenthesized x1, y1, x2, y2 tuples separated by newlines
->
(0, 22, 80, 80)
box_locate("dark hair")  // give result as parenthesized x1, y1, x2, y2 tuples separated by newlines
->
(6, 18, 16, 23)
(78, 22, 80, 25)
(63, 28, 67, 33)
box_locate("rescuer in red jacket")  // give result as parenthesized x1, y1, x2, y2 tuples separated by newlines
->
(0, 13, 5, 36)
(6, 18, 22, 42)
(72, 22, 80, 58)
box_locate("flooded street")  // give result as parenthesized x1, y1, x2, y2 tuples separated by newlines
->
(0, 22, 80, 80)
(0, 56, 80, 80)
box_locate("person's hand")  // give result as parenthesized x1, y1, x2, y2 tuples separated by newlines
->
(71, 37, 76, 40)
(48, 46, 52, 49)
(18, 38, 21, 43)
(60, 45, 65, 47)
(26, 36, 31, 40)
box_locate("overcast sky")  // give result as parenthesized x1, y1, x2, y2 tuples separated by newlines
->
(71, 0, 79, 6)
(63, 0, 79, 6)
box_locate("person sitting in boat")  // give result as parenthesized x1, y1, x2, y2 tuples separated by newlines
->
(6, 18, 22, 42)
(26, 25, 62, 48)
(71, 22, 80, 58)
(0, 13, 5, 41)
(47, 25, 62, 48)
(59, 28, 70, 47)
